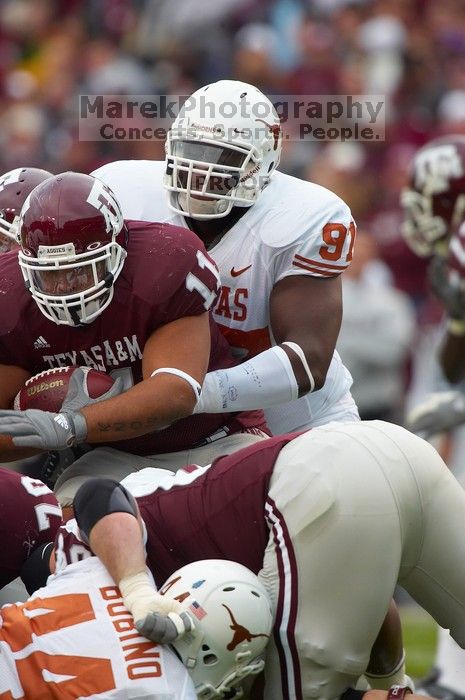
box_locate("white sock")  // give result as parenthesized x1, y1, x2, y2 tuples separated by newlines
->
(436, 627, 465, 693)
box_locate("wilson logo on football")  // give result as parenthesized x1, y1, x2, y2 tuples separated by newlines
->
(26, 380, 64, 396)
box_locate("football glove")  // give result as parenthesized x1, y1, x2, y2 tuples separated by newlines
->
(406, 390, 465, 438)
(61, 367, 123, 412)
(0, 408, 87, 450)
(119, 571, 195, 644)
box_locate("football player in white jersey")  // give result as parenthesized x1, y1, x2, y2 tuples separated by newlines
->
(0, 555, 196, 699)
(0, 551, 272, 699)
(92, 79, 359, 435)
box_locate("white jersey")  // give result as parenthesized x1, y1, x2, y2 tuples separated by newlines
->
(93, 160, 356, 432)
(0, 556, 195, 699)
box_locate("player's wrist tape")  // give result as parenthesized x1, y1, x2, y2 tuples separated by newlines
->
(387, 686, 412, 700)
(447, 318, 465, 336)
(151, 368, 202, 404)
(193, 344, 306, 414)
(119, 570, 182, 623)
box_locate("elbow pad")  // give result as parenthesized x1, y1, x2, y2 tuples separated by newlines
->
(194, 343, 313, 414)
(74, 477, 139, 544)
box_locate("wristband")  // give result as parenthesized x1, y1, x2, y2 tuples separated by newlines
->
(282, 341, 315, 392)
(151, 368, 202, 402)
(387, 686, 412, 700)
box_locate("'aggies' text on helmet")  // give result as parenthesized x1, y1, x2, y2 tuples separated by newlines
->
(160, 559, 273, 699)
(0, 167, 52, 252)
(164, 80, 282, 220)
(401, 135, 465, 257)
(18, 172, 128, 326)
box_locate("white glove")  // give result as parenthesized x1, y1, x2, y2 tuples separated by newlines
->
(406, 391, 465, 439)
(119, 571, 195, 644)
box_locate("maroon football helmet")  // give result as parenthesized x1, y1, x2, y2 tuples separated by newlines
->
(19, 172, 128, 326)
(0, 167, 52, 253)
(401, 135, 465, 257)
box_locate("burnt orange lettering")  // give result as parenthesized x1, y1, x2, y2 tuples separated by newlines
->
(0, 594, 95, 653)
(113, 617, 135, 633)
(100, 586, 121, 600)
(123, 640, 160, 662)
(15, 651, 114, 699)
(107, 601, 127, 617)
(127, 661, 162, 679)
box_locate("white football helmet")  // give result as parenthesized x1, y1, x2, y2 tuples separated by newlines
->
(164, 80, 282, 219)
(160, 559, 273, 699)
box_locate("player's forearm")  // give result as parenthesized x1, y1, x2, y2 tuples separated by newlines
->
(88, 512, 146, 583)
(194, 342, 315, 414)
(81, 374, 196, 442)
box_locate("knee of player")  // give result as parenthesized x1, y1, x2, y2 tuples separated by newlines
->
(74, 477, 139, 544)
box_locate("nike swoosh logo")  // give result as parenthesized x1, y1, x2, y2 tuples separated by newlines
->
(230, 265, 252, 277)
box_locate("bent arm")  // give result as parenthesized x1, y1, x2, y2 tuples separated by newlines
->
(73, 478, 186, 640)
(81, 312, 210, 443)
(195, 275, 342, 414)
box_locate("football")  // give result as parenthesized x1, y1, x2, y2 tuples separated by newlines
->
(14, 366, 115, 412)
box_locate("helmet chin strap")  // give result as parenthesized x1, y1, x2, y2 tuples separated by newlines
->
(65, 298, 103, 327)
(70, 308, 85, 326)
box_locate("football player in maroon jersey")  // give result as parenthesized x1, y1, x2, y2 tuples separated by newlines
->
(62, 420, 465, 700)
(0, 167, 53, 253)
(402, 135, 465, 408)
(401, 135, 465, 700)
(0, 466, 61, 595)
(0, 172, 268, 506)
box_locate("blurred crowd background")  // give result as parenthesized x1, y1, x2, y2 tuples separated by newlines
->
(1, 0, 465, 425)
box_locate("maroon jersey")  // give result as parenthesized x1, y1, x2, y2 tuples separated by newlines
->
(55, 434, 300, 580)
(0, 221, 266, 453)
(0, 468, 62, 588)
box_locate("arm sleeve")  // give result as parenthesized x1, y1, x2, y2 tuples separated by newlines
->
(194, 344, 300, 413)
